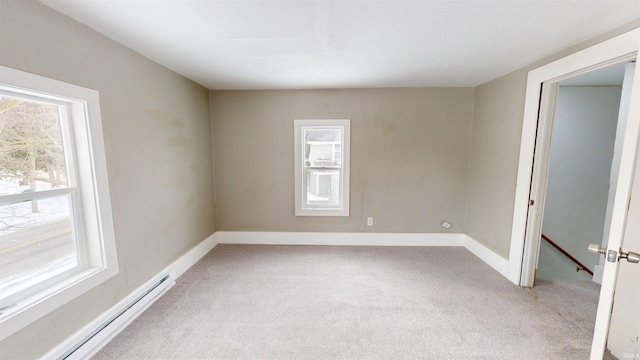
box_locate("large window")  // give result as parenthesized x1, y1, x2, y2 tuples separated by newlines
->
(294, 119, 350, 216)
(0, 66, 118, 339)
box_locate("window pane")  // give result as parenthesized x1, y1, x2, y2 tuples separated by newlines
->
(305, 169, 341, 207)
(0, 96, 69, 196)
(0, 194, 78, 299)
(295, 120, 350, 216)
(303, 128, 342, 167)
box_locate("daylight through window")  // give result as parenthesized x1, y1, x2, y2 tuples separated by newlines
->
(294, 119, 350, 216)
(0, 95, 80, 301)
(0, 66, 118, 340)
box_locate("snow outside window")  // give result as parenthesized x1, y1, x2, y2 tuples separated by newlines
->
(294, 119, 350, 216)
(0, 66, 118, 340)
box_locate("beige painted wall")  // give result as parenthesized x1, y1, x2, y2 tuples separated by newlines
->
(1, 0, 636, 356)
(0, 1, 215, 358)
(466, 71, 526, 257)
(466, 20, 640, 259)
(211, 88, 474, 233)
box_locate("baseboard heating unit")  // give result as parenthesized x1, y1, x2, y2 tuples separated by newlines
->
(58, 270, 176, 360)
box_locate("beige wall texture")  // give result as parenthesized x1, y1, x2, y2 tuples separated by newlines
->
(466, 20, 640, 259)
(210, 88, 474, 233)
(0, 1, 216, 358)
(1, 0, 638, 356)
(466, 71, 526, 257)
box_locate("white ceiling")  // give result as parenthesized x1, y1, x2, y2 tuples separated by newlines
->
(39, 0, 640, 90)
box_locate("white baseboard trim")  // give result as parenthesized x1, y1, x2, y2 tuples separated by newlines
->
(217, 231, 467, 247)
(171, 232, 219, 278)
(217, 231, 509, 278)
(463, 235, 510, 277)
(45, 232, 218, 360)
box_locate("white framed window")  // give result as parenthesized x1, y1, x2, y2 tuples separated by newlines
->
(294, 119, 350, 216)
(0, 66, 118, 340)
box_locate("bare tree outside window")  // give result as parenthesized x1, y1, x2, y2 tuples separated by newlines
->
(0, 97, 68, 214)
(0, 96, 76, 302)
(0, 67, 118, 340)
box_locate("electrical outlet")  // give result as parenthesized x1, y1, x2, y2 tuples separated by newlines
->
(367, 217, 374, 226)
(441, 221, 452, 229)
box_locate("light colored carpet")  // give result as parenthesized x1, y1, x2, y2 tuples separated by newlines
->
(93, 245, 600, 359)
(527, 279, 601, 336)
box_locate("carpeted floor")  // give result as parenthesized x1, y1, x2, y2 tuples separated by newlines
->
(93, 245, 601, 359)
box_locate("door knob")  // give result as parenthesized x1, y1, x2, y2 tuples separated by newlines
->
(620, 250, 640, 263)
(588, 244, 640, 264)
(589, 244, 622, 263)
(588, 244, 606, 255)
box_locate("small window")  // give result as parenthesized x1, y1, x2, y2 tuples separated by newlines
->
(0, 66, 118, 340)
(294, 119, 350, 216)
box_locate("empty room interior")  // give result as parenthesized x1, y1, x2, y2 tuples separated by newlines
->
(1, 1, 640, 359)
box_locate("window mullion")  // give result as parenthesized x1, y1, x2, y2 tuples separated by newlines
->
(0, 188, 74, 205)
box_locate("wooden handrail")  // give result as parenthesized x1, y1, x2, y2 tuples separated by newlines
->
(541, 233, 593, 276)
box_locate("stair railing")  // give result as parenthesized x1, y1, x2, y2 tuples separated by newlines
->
(541, 233, 593, 276)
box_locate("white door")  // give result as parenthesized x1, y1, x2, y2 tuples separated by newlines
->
(607, 173, 640, 360)
(590, 50, 640, 359)
(591, 137, 640, 358)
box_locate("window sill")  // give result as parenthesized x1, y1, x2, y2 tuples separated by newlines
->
(295, 208, 350, 217)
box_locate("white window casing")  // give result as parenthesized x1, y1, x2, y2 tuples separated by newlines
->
(294, 119, 350, 216)
(0, 66, 118, 340)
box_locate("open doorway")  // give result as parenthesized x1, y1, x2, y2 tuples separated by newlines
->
(507, 27, 640, 359)
(536, 62, 633, 283)
(525, 62, 635, 352)
(526, 62, 635, 354)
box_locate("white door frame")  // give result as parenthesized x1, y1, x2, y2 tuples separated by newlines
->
(506, 27, 640, 359)
(507, 28, 640, 286)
